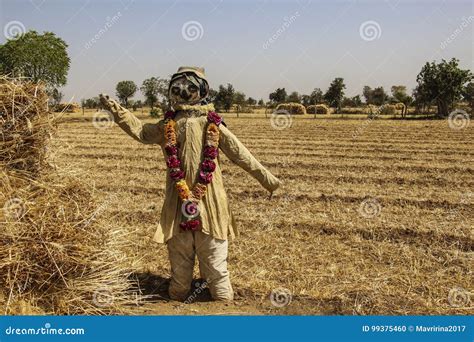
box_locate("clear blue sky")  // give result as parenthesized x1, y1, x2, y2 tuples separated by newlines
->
(1, 0, 472, 102)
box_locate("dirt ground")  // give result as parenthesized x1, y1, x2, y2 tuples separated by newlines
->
(50, 111, 473, 315)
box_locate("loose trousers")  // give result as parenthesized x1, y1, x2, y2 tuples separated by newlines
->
(167, 230, 234, 301)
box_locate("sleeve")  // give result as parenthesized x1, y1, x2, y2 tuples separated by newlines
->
(99, 94, 163, 145)
(218, 124, 281, 192)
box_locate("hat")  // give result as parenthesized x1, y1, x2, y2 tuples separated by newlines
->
(169, 66, 210, 101)
(171, 66, 207, 82)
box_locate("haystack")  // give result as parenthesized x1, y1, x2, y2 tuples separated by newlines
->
(0, 77, 136, 314)
(276, 102, 306, 114)
(307, 104, 330, 114)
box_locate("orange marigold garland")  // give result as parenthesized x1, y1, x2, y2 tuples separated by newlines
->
(163, 110, 222, 231)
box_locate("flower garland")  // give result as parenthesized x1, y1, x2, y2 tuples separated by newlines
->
(163, 110, 222, 231)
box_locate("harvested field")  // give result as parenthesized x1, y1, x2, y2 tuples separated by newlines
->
(49, 112, 473, 315)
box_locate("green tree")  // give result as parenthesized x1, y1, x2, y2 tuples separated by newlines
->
(247, 97, 257, 106)
(234, 91, 246, 111)
(391, 85, 412, 116)
(462, 82, 474, 114)
(269, 87, 287, 104)
(257, 99, 265, 106)
(0, 30, 70, 87)
(116, 80, 137, 107)
(140, 77, 169, 109)
(310, 88, 324, 104)
(287, 91, 301, 103)
(215, 84, 235, 112)
(371, 86, 388, 106)
(416, 58, 473, 117)
(324, 77, 346, 113)
(50, 88, 63, 106)
(363, 86, 373, 104)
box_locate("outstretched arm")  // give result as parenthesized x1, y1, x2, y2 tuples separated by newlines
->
(219, 124, 281, 193)
(99, 94, 163, 145)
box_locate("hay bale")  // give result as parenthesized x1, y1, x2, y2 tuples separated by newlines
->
(55, 102, 79, 113)
(307, 104, 330, 114)
(0, 77, 136, 314)
(275, 102, 306, 115)
(0, 78, 53, 174)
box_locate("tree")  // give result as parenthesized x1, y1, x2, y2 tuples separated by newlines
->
(50, 88, 63, 106)
(324, 77, 346, 113)
(233, 91, 246, 112)
(310, 88, 324, 104)
(116, 80, 137, 106)
(247, 97, 257, 106)
(371, 86, 388, 106)
(416, 58, 473, 117)
(269, 88, 287, 104)
(462, 82, 474, 114)
(342, 95, 362, 107)
(363, 86, 373, 104)
(257, 99, 265, 106)
(287, 91, 301, 103)
(391, 85, 412, 116)
(215, 84, 235, 112)
(140, 77, 169, 109)
(0, 31, 70, 87)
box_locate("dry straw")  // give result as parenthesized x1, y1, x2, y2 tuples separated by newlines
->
(0, 77, 137, 314)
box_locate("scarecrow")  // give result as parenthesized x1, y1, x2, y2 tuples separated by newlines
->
(99, 66, 281, 301)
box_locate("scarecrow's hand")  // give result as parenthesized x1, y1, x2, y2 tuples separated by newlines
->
(99, 93, 121, 113)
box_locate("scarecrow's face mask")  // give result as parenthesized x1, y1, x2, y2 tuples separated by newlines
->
(169, 76, 202, 105)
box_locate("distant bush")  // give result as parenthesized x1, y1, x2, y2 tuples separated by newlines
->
(307, 104, 330, 114)
(340, 107, 367, 114)
(276, 102, 306, 114)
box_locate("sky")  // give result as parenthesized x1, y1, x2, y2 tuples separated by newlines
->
(0, 0, 473, 103)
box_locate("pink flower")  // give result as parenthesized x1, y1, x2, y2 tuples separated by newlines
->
(203, 146, 218, 159)
(165, 144, 178, 156)
(180, 219, 201, 231)
(165, 111, 175, 120)
(166, 155, 180, 168)
(201, 159, 216, 172)
(169, 169, 185, 181)
(199, 170, 213, 184)
(207, 111, 222, 126)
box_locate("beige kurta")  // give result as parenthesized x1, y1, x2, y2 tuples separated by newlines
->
(101, 98, 281, 243)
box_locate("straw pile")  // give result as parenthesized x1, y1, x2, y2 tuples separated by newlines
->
(0, 77, 136, 314)
(276, 103, 306, 114)
(307, 104, 330, 114)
